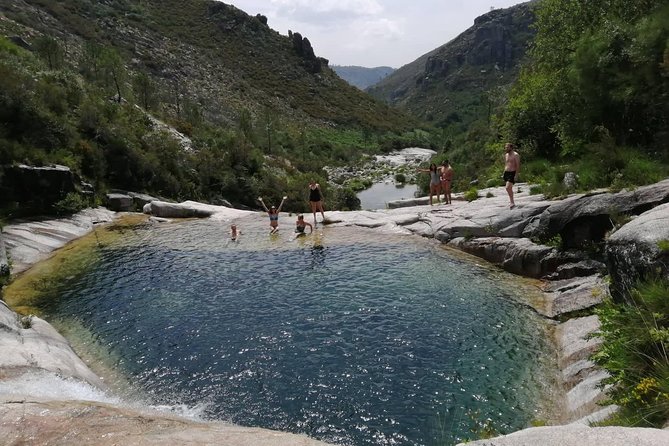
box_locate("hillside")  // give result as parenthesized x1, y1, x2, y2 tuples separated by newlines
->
(0, 0, 426, 215)
(332, 65, 395, 90)
(367, 2, 537, 128)
(0, 0, 416, 132)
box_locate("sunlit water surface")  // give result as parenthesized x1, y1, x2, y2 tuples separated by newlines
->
(357, 182, 419, 210)
(38, 217, 556, 446)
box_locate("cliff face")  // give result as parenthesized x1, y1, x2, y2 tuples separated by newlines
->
(367, 1, 537, 127)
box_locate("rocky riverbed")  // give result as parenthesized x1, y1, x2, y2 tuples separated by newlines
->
(2, 179, 669, 445)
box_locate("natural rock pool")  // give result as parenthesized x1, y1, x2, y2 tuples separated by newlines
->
(18, 216, 557, 445)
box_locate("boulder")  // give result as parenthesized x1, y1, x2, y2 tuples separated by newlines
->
(0, 164, 76, 208)
(144, 201, 216, 218)
(528, 179, 669, 248)
(448, 237, 580, 278)
(605, 202, 669, 298)
(128, 192, 159, 209)
(106, 193, 135, 212)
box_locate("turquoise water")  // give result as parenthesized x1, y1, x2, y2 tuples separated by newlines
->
(40, 218, 555, 445)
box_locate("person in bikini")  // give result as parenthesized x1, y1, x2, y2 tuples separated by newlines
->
(308, 180, 325, 226)
(258, 195, 287, 234)
(294, 214, 313, 237)
(503, 143, 520, 209)
(417, 163, 441, 205)
(440, 160, 454, 204)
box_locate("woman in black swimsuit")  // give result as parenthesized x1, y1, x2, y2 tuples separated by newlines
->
(308, 180, 325, 225)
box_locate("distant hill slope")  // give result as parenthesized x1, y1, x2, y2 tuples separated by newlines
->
(332, 65, 395, 90)
(367, 1, 537, 128)
(0, 0, 416, 132)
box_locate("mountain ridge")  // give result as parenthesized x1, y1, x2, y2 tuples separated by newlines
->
(331, 65, 395, 90)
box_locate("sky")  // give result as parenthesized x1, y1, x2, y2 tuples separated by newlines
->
(225, 0, 526, 68)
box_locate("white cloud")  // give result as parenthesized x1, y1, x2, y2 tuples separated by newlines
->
(226, 0, 527, 66)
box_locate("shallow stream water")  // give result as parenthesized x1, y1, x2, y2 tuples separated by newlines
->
(28, 216, 556, 446)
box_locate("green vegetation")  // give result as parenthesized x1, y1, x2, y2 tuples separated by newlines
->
(657, 240, 669, 253)
(404, 0, 669, 198)
(593, 278, 669, 427)
(464, 188, 479, 202)
(497, 0, 669, 188)
(0, 0, 425, 217)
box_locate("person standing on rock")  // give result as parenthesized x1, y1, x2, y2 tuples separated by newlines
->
(417, 163, 441, 205)
(308, 180, 325, 226)
(259, 196, 287, 234)
(503, 143, 520, 209)
(440, 160, 454, 205)
(230, 224, 239, 241)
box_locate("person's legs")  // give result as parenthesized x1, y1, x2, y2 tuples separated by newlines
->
(506, 181, 515, 208)
(318, 201, 325, 220)
(310, 201, 317, 224)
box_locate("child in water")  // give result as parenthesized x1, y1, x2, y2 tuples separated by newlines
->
(259, 196, 287, 234)
(294, 214, 313, 237)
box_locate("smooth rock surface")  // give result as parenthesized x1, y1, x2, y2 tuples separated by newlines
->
(2, 207, 116, 275)
(0, 398, 332, 446)
(456, 425, 669, 446)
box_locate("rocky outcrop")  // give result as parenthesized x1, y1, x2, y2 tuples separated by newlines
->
(0, 164, 77, 208)
(448, 236, 574, 279)
(605, 202, 669, 298)
(527, 179, 669, 248)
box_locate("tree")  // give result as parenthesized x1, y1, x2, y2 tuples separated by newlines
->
(133, 71, 156, 110)
(99, 48, 127, 102)
(34, 35, 64, 70)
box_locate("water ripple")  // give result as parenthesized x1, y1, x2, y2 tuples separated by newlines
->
(42, 219, 556, 446)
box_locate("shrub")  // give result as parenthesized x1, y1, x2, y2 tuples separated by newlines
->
(395, 173, 406, 184)
(52, 192, 90, 215)
(464, 188, 479, 202)
(592, 279, 669, 427)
